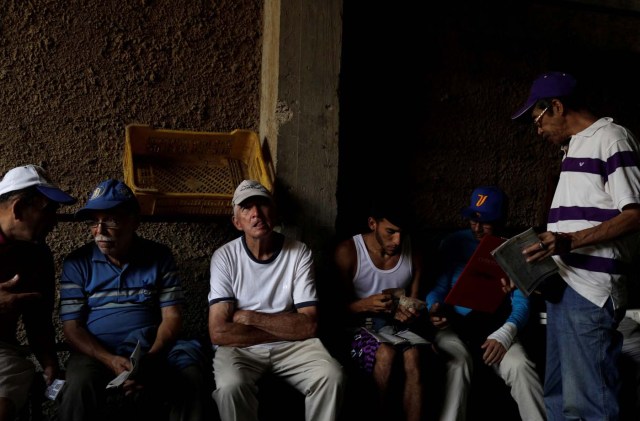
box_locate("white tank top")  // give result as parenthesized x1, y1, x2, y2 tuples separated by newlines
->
(352, 233, 413, 298)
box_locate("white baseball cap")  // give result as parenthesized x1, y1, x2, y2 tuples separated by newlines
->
(232, 180, 272, 207)
(0, 165, 76, 204)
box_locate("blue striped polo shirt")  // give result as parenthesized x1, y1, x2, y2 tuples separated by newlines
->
(59, 236, 183, 351)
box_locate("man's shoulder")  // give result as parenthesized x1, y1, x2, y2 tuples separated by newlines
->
(334, 235, 356, 255)
(133, 236, 173, 253)
(0, 241, 53, 268)
(0, 239, 52, 258)
(0, 240, 54, 288)
(214, 236, 243, 255)
(283, 235, 311, 252)
(64, 242, 96, 262)
(441, 229, 471, 245)
(591, 118, 639, 143)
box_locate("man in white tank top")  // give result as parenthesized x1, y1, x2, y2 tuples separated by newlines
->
(333, 197, 432, 421)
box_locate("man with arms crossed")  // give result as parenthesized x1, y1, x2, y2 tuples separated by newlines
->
(208, 180, 344, 421)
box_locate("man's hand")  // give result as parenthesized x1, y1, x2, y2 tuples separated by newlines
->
(110, 354, 139, 396)
(0, 274, 42, 314)
(481, 338, 507, 365)
(500, 277, 516, 294)
(429, 302, 449, 329)
(394, 305, 418, 323)
(523, 231, 572, 263)
(109, 354, 133, 376)
(363, 292, 395, 314)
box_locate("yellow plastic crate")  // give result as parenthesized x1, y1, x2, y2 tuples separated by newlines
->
(123, 124, 273, 216)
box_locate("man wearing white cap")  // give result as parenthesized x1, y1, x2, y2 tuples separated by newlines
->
(0, 164, 76, 420)
(208, 180, 345, 421)
(513, 71, 640, 420)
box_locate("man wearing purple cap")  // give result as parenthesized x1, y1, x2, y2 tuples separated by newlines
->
(208, 180, 345, 421)
(57, 179, 207, 421)
(0, 164, 76, 420)
(426, 186, 544, 421)
(513, 71, 640, 420)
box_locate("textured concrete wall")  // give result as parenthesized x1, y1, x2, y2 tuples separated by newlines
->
(338, 2, 640, 242)
(0, 0, 263, 341)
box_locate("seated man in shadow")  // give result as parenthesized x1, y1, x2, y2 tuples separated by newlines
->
(58, 179, 207, 421)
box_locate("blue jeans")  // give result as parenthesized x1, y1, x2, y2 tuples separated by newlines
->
(545, 285, 623, 420)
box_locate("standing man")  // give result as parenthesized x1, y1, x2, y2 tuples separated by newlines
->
(58, 179, 206, 421)
(0, 164, 76, 421)
(512, 71, 640, 420)
(333, 197, 430, 421)
(208, 180, 345, 421)
(427, 186, 545, 421)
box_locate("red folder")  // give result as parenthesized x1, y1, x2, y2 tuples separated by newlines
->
(444, 234, 508, 313)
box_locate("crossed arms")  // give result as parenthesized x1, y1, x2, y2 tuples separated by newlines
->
(208, 301, 318, 348)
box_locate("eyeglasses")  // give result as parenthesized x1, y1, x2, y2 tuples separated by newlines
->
(533, 107, 549, 128)
(85, 218, 120, 230)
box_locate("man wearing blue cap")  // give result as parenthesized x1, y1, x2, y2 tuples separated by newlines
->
(513, 71, 640, 420)
(426, 186, 544, 421)
(0, 164, 76, 420)
(57, 179, 207, 421)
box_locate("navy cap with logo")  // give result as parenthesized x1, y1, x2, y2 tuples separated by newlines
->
(460, 186, 507, 223)
(75, 179, 139, 220)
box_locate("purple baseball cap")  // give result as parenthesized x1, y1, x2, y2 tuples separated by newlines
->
(461, 186, 506, 222)
(511, 71, 577, 119)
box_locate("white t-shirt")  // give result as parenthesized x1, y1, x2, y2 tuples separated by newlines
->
(208, 234, 317, 313)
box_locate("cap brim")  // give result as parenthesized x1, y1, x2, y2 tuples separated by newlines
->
(460, 206, 501, 222)
(460, 207, 476, 220)
(511, 97, 536, 120)
(233, 192, 272, 207)
(74, 200, 133, 220)
(37, 186, 77, 205)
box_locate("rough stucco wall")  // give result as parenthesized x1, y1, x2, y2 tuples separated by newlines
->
(0, 0, 263, 341)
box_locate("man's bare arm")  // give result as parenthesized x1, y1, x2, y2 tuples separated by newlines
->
(63, 319, 131, 375)
(525, 206, 640, 261)
(149, 305, 182, 354)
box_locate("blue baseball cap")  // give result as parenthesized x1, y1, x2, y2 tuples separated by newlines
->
(511, 71, 577, 119)
(460, 186, 506, 222)
(75, 179, 139, 220)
